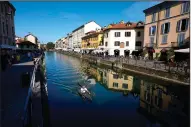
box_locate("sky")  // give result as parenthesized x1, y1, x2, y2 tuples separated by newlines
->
(11, 1, 160, 44)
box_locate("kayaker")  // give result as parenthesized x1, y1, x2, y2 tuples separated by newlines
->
(80, 86, 90, 94)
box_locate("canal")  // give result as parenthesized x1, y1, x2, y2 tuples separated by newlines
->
(45, 51, 190, 127)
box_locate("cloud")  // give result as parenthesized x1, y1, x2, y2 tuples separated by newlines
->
(122, 1, 161, 22)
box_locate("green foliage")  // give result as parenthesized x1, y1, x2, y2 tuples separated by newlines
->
(46, 42, 55, 49)
(167, 48, 175, 60)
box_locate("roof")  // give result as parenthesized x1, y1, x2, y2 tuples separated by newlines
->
(82, 30, 103, 39)
(24, 33, 38, 39)
(16, 40, 37, 46)
(103, 21, 144, 31)
(143, 1, 182, 14)
(72, 21, 99, 32)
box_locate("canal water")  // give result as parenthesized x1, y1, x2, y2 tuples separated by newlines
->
(45, 52, 190, 127)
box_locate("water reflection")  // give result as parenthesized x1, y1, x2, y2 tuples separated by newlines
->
(84, 65, 189, 127)
(138, 80, 189, 127)
(46, 52, 189, 127)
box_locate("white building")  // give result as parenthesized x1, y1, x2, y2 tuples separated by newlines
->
(25, 33, 38, 44)
(24, 33, 41, 49)
(0, 2, 16, 49)
(67, 33, 73, 49)
(72, 21, 101, 49)
(55, 38, 62, 49)
(103, 21, 144, 56)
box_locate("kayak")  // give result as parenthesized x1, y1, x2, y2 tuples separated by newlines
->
(78, 89, 92, 101)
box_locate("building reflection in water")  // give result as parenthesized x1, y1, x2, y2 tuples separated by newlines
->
(138, 80, 189, 127)
(84, 65, 189, 127)
(86, 66, 140, 96)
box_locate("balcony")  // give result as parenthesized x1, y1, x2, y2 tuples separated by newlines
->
(171, 42, 178, 47)
(145, 43, 156, 48)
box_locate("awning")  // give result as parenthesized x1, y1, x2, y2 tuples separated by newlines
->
(0, 44, 16, 49)
(174, 48, 190, 53)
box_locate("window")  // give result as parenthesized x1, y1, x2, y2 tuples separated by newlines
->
(113, 74, 119, 79)
(177, 18, 189, 32)
(114, 32, 120, 37)
(135, 41, 142, 46)
(114, 41, 120, 46)
(150, 37, 154, 44)
(181, 2, 190, 14)
(104, 33, 108, 38)
(161, 22, 170, 34)
(177, 33, 185, 45)
(165, 8, 170, 18)
(149, 26, 156, 36)
(137, 31, 141, 37)
(122, 83, 128, 89)
(125, 32, 131, 37)
(162, 35, 168, 44)
(105, 42, 108, 46)
(151, 13, 156, 22)
(113, 82, 118, 87)
(124, 75, 128, 80)
(126, 41, 129, 46)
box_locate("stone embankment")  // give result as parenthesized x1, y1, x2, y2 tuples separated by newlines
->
(57, 51, 189, 86)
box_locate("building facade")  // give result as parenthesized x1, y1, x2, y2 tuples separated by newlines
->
(55, 38, 62, 49)
(143, 1, 190, 52)
(103, 21, 144, 56)
(24, 33, 38, 44)
(81, 30, 103, 52)
(68, 33, 73, 49)
(71, 21, 101, 49)
(0, 2, 16, 49)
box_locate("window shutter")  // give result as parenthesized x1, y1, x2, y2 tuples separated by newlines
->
(168, 22, 170, 33)
(149, 27, 151, 35)
(161, 24, 164, 34)
(186, 19, 189, 31)
(176, 20, 180, 32)
(181, 3, 183, 14)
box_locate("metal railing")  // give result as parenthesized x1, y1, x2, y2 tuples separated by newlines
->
(22, 55, 42, 127)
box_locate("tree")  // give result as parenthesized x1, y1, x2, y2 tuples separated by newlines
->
(46, 42, 55, 49)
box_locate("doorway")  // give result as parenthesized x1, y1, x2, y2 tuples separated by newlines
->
(124, 50, 130, 57)
(114, 49, 120, 57)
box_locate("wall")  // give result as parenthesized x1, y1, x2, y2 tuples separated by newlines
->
(144, 2, 190, 50)
(84, 21, 101, 33)
(104, 29, 137, 56)
(26, 35, 36, 44)
(0, 2, 15, 47)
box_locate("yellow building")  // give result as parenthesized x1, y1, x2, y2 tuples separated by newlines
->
(143, 1, 190, 52)
(81, 30, 103, 52)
